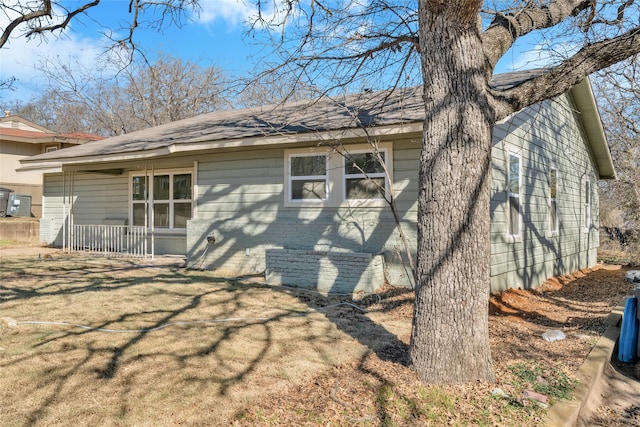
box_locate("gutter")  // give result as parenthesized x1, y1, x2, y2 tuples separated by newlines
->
(18, 122, 424, 172)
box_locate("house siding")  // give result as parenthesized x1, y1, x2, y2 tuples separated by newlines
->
(187, 138, 420, 288)
(40, 172, 129, 246)
(40, 169, 189, 254)
(1, 140, 44, 217)
(189, 93, 601, 292)
(38, 91, 603, 294)
(489, 93, 599, 291)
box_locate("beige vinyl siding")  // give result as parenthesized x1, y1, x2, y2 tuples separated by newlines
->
(490, 93, 599, 291)
(0, 140, 42, 185)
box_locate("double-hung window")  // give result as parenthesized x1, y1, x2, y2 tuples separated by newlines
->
(288, 154, 328, 202)
(284, 142, 392, 207)
(507, 151, 521, 240)
(131, 170, 193, 230)
(549, 168, 558, 236)
(343, 151, 387, 200)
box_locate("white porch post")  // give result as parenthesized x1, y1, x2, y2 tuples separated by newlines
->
(150, 165, 155, 260)
(69, 171, 75, 252)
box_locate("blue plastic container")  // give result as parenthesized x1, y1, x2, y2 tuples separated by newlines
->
(618, 296, 639, 363)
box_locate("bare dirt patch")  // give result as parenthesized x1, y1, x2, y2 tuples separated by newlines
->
(237, 264, 635, 426)
(1, 249, 636, 426)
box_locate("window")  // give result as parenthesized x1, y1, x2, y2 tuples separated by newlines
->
(288, 154, 328, 202)
(45, 146, 58, 153)
(343, 151, 387, 200)
(584, 180, 591, 232)
(284, 143, 392, 207)
(549, 168, 558, 235)
(130, 170, 192, 230)
(507, 151, 521, 239)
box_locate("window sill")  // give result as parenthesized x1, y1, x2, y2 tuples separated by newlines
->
(284, 199, 388, 208)
(284, 200, 331, 208)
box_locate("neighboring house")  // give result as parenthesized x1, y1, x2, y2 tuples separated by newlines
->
(0, 114, 102, 217)
(20, 70, 615, 293)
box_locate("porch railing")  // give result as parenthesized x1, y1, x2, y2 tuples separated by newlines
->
(69, 224, 150, 258)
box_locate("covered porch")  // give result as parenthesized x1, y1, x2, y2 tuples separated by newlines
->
(57, 168, 165, 260)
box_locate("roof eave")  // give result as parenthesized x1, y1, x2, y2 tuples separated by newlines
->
(18, 122, 425, 171)
(0, 134, 89, 145)
(570, 78, 617, 180)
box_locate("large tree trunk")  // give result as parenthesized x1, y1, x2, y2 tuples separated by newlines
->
(410, 1, 495, 384)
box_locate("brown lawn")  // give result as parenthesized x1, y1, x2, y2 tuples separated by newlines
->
(0, 248, 635, 426)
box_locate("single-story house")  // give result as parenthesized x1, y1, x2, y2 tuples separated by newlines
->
(0, 114, 102, 217)
(20, 70, 615, 293)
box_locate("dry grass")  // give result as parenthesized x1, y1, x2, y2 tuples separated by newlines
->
(1, 249, 635, 426)
(0, 254, 372, 426)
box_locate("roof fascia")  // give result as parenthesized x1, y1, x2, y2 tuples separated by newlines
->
(18, 146, 173, 171)
(0, 133, 88, 145)
(1, 134, 57, 144)
(0, 115, 53, 133)
(19, 122, 424, 170)
(569, 78, 617, 180)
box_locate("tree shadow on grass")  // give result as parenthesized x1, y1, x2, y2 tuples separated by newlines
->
(1, 258, 391, 426)
(272, 283, 413, 366)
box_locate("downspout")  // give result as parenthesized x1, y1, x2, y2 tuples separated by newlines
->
(62, 171, 66, 252)
(70, 171, 75, 252)
(193, 161, 198, 219)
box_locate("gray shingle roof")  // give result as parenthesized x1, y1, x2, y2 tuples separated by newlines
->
(22, 70, 548, 164)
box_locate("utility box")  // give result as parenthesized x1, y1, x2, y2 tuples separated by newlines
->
(7, 194, 32, 217)
(0, 187, 13, 217)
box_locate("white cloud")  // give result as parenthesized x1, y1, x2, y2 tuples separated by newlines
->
(499, 43, 555, 72)
(0, 7, 109, 104)
(196, 0, 259, 26)
(498, 39, 581, 73)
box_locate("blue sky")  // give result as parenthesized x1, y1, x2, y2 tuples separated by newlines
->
(0, 1, 548, 106)
(0, 0, 266, 103)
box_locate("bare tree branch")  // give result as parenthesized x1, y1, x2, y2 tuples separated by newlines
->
(0, 0, 199, 52)
(1, 1, 53, 48)
(25, 1, 100, 38)
(491, 25, 640, 118)
(482, 0, 593, 70)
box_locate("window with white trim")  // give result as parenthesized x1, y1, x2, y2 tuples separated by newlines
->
(288, 154, 328, 202)
(130, 170, 193, 230)
(343, 151, 387, 200)
(549, 168, 558, 235)
(507, 151, 521, 239)
(284, 143, 392, 207)
(584, 180, 591, 233)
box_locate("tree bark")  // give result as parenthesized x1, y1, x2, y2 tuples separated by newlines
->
(410, 0, 495, 384)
